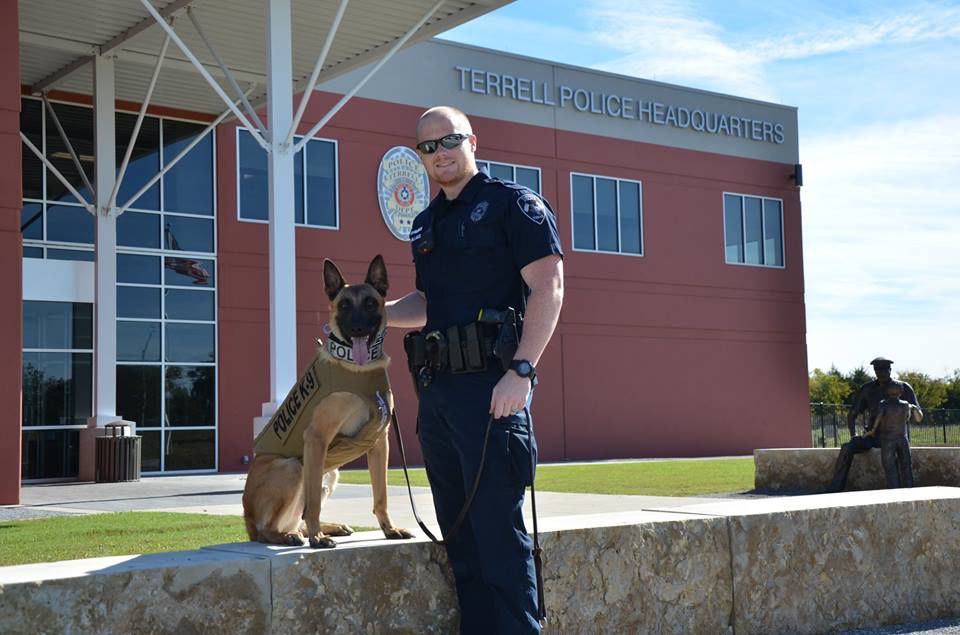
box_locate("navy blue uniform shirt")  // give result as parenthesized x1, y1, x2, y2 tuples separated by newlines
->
(410, 171, 563, 333)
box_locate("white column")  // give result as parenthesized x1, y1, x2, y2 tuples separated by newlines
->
(80, 54, 126, 480)
(257, 0, 297, 435)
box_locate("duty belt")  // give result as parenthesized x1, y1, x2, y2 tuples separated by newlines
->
(404, 308, 520, 380)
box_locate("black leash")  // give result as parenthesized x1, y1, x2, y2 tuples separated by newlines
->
(390, 407, 547, 623)
(391, 409, 492, 545)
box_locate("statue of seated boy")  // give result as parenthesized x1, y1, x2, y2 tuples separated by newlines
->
(865, 380, 923, 488)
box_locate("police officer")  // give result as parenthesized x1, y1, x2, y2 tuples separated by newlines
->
(827, 357, 921, 492)
(387, 106, 563, 634)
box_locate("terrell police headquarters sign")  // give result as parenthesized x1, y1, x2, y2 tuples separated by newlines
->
(455, 65, 786, 145)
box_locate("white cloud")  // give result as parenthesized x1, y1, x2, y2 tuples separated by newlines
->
(583, 0, 960, 101)
(802, 114, 960, 374)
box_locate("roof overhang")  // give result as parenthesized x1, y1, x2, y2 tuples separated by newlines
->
(19, 0, 512, 115)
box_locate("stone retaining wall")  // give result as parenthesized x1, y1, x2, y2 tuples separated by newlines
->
(755, 446, 960, 492)
(3, 488, 960, 634)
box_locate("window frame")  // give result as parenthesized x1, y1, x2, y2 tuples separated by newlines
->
(722, 191, 786, 269)
(234, 126, 341, 230)
(569, 171, 644, 257)
(476, 159, 542, 194)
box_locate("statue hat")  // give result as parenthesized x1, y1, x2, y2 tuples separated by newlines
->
(870, 356, 894, 367)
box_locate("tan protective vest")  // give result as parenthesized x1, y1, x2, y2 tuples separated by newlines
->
(252, 348, 393, 472)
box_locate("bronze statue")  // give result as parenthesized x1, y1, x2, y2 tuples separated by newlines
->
(826, 357, 921, 492)
(864, 380, 923, 488)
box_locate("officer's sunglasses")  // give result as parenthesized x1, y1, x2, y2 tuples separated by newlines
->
(415, 133, 470, 155)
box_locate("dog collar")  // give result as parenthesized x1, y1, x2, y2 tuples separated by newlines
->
(321, 324, 386, 365)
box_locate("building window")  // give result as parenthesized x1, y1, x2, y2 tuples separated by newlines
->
(477, 160, 541, 193)
(115, 253, 217, 473)
(723, 193, 784, 267)
(19, 97, 216, 261)
(570, 172, 643, 256)
(21, 301, 93, 480)
(20, 96, 219, 476)
(236, 128, 339, 228)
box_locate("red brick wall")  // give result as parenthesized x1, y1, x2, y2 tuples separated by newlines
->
(0, 0, 22, 503)
(217, 92, 809, 470)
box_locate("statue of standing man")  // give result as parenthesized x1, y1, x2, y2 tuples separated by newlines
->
(826, 357, 922, 492)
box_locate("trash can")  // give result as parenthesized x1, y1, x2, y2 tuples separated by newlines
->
(95, 423, 142, 483)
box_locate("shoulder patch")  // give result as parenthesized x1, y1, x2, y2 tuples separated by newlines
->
(517, 192, 546, 224)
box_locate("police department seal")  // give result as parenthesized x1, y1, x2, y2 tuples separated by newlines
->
(377, 146, 430, 241)
(517, 192, 546, 224)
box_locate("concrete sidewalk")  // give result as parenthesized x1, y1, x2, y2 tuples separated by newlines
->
(9, 472, 748, 531)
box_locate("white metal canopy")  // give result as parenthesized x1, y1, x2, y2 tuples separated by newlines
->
(20, 0, 510, 115)
(18, 0, 512, 434)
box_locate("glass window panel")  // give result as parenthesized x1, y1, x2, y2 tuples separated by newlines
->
(117, 286, 161, 319)
(116, 365, 161, 428)
(118, 211, 160, 249)
(164, 215, 213, 253)
(166, 366, 215, 427)
(23, 246, 43, 259)
(23, 301, 92, 349)
(295, 144, 305, 224)
(45, 102, 95, 204)
(21, 430, 79, 480)
(21, 203, 43, 240)
(118, 254, 160, 284)
(47, 249, 94, 262)
(305, 140, 336, 227)
(490, 163, 513, 181)
(763, 199, 784, 267)
(596, 178, 618, 252)
(115, 112, 160, 210)
(162, 120, 213, 215)
(724, 194, 744, 263)
(165, 430, 215, 471)
(572, 175, 595, 250)
(22, 352, 92, 426)
(618, 181, 642, 255)
(165, 256, 214, 288)
(515, 167, 540, 193)
(165, 323, 215, 363)
(238, 129, 267, 221)
(21, 99, 44, 200)
(744, 197, 763, 265)
(117, 321, 161, 362)
(140, 430, 161, 472)
(165, 289, 215, 321)
(47, 204, 94, 244)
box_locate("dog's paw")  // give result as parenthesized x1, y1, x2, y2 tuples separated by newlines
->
(383, 526, 415, 540)
(309, 534, 338, 549)
(321, 522, 354, 537)
(282, 532, 306, 546)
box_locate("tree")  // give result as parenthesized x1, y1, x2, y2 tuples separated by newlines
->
(897, 370, 948, 409)
(943, 370, 960, 410)
(809, 368, 851, 404)
(843, 366, 872, 403)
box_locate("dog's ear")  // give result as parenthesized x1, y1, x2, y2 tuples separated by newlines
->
(323, 259, 346, 301)
(365, 254, 389, 297)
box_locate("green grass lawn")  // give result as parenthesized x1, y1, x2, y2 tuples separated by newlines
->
(0, 512, 250, 566)
(340, 457, 755, 497)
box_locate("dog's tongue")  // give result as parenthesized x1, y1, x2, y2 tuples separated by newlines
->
(352, 337, 370, 365)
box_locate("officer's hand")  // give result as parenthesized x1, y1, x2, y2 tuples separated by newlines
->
(490, 371, 531, 420)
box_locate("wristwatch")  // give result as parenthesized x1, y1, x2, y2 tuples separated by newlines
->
(510, 359, 537, 382)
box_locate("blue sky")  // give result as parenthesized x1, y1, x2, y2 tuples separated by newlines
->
(442, 0, 960, 376)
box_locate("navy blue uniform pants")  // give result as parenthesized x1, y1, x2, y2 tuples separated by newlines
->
(417, 369, 540, 634)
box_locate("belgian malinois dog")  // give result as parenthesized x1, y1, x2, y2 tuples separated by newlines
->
(242, 255, 413, 548)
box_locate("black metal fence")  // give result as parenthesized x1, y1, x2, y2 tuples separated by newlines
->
(810, 403, 960, 448)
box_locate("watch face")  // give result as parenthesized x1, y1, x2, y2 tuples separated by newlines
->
(516, 361, 532, 376)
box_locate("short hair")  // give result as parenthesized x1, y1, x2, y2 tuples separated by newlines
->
(417, 106, 472, 136)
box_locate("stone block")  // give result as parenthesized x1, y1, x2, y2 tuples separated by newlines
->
(652, 487, 960, 635)
(0, 550, 271, 634)
(755, 447, 960, 492)
(538, 511, 732, 634)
